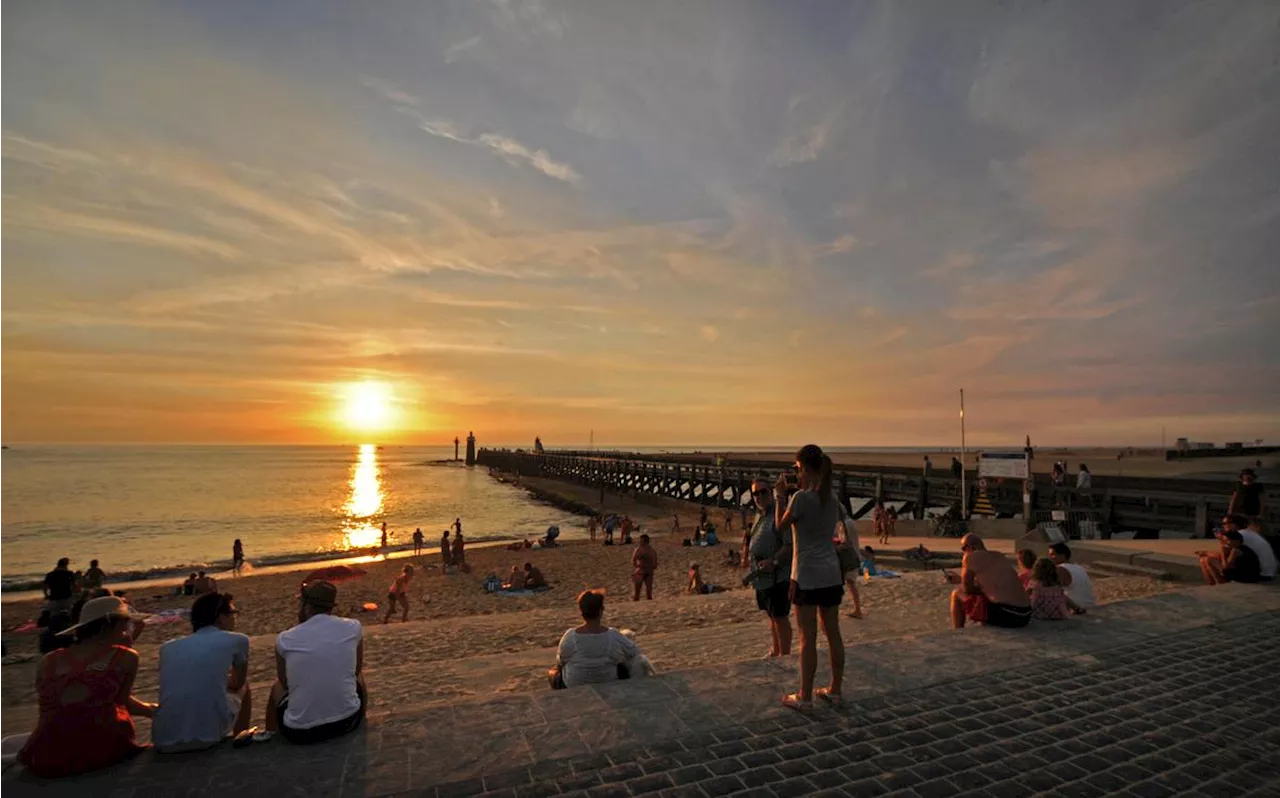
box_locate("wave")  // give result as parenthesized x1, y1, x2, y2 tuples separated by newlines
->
(0, 534, 519, 593)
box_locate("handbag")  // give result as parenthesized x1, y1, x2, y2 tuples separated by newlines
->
(837, 542, 861, 574)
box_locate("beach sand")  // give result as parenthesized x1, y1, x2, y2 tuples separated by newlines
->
(1, 477, 1185, 736)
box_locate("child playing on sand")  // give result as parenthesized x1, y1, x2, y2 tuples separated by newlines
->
(383, 565, 414, 623)
(1028, 558, 1083, 620)
(687, 563, 719, 595)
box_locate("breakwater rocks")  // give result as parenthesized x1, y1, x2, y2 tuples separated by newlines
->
(489, 469, 599, 518)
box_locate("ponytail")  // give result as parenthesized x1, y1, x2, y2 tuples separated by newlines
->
(794, 444, 834, 506)
(818, 454, 833, 506)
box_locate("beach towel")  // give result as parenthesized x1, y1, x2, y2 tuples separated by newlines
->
(144, 608, 190, 626)
(494, 586, 551, 597)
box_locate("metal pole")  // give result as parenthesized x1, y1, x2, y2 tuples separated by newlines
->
(960, 388, 967, 519)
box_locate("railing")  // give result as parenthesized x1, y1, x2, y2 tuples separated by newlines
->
(477, 449, 1272, 537)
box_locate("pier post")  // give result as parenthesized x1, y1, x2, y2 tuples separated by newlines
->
(1194, 500, 1209, 540)
(874, 473, 884, 507)
(917, 478, 928, 520)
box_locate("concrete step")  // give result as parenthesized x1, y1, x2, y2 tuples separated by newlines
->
(1087, 560, 1176, 580)
(6, 584, 1280, 798)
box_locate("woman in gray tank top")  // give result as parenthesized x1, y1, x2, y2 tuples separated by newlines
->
(773, 444, 846, 711)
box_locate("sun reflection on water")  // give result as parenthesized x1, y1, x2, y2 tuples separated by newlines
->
(343, 444, 384, 550)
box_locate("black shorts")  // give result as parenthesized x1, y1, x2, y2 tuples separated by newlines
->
(756, 582, 792, 618)
(278, 684, 366, 745)
(792, 584, 843, 608)
(986, 602, 1032, 629)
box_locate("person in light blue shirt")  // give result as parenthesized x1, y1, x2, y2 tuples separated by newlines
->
(152, 592, 251, 752)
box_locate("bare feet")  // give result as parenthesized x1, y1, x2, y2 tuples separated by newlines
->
(781, 693, 812, 712)
(815, 687, 843, 707)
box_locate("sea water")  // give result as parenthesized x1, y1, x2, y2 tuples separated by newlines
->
(1, 444, 577, 591)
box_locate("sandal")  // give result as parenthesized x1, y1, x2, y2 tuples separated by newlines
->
(815, 688, 843, 707)
(781, 693, 813, 713)
(847, 610, 864, 620)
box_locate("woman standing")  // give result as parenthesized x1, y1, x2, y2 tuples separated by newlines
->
(19, 596, 155, 777)
(774, 444, 846, 711)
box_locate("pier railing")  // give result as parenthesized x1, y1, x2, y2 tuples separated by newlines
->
(476, 449, 1271, 538)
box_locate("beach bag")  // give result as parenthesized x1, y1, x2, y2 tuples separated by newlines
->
(837, 542, 861, 575)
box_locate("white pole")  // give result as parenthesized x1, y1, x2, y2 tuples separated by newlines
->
(960, 388, 967, 519)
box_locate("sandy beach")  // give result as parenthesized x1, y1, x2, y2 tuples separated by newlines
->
(1, 475, 1186, 739)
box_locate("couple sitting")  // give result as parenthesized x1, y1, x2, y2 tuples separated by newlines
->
(154, 580, 365, 751)
(503, 563, 547, 590)
(548, 591, 653, 689)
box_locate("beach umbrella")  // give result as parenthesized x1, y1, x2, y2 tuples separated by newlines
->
(301, 564, 367, 584)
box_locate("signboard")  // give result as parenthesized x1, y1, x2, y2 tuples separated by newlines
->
(979, 453, 1029, 480)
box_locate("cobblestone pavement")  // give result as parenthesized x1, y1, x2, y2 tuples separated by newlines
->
(420, 612, 1280, 798)
(6, 597, 1278, 798)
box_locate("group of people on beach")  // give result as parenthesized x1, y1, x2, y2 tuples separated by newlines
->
(17, 575, 370, 778)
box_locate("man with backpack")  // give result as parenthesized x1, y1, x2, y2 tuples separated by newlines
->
(745, 478, 793, 657)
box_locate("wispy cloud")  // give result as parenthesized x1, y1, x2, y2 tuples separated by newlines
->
(444, 35, 482, 63)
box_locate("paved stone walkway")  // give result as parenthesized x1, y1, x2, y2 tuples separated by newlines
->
(5, 584, 1279, 798)
(426, 611, 1280, 798)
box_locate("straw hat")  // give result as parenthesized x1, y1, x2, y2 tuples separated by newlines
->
(58, 595, 148, 636)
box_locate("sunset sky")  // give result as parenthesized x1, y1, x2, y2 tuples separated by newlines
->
(3, 0, 1278, 447)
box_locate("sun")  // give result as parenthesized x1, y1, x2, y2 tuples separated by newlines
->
(339, 381, 395, 433)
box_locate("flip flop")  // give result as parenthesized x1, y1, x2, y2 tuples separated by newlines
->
(781, 693, 812, 713)
(847, 611, 864, 620)
(815, 688, 843, 707)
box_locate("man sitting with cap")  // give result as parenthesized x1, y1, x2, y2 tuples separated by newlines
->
(266, 581, 366, 744)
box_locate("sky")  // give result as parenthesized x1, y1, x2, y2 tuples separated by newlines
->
(3, 0, 1278, 447)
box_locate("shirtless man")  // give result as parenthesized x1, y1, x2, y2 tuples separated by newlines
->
(723, 510, 734, 538)
(944, 534, 1032, 629)
(452, 532, 468, 573)
(383, 565, 414, 624)
(523, 563, 547, 589)
(632, 534, 657, 601)
(440, 530, 453, 571)
(588, 516, 598, 542)
(503, 566, 523, 589)
(671, 514, 681, 536)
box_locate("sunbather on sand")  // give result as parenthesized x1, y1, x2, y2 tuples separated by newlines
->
(503, 566, 523, 590)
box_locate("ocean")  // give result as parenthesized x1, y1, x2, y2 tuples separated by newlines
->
(0, 445, 580, 592)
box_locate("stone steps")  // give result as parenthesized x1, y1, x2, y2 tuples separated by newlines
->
(425, 609, 1280, 798)
(6, 584, 1280, 797)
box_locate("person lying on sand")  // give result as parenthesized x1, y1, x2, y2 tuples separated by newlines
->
(687, 563, 706, 594)
(523, 563, 547, 589)
(944, 534, 1032, 629)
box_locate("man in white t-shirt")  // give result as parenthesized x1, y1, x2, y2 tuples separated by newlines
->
(1048, 543, 1094, 610)
(266, 581, 365, 744)
(1226, 516, 1277, 581)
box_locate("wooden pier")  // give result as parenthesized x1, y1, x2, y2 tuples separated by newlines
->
(476, 449, 1274, 537)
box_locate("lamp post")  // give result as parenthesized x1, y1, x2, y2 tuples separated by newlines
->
(960, 389, 968, 519)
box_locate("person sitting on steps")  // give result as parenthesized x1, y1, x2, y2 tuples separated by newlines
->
(945, 534, 1032, 629)
(549, 591, 644, 689)
(266, 581, 366, 744)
